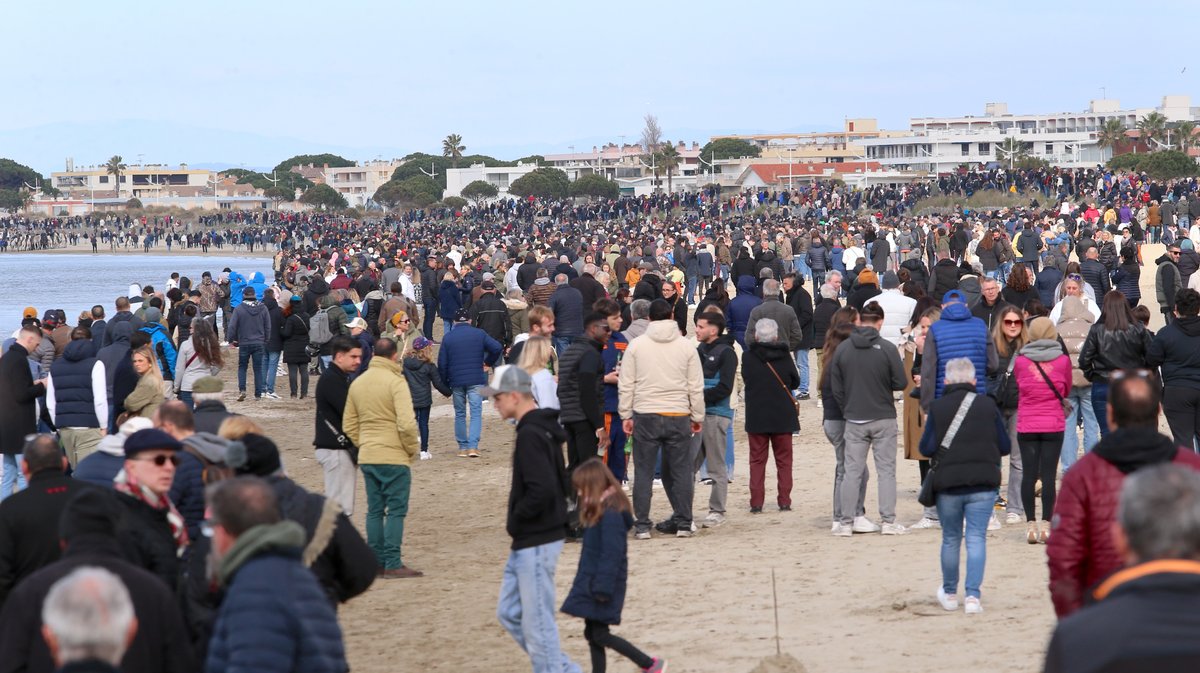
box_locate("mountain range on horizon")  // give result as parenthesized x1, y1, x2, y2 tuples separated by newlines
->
(0, 119, 841, 177)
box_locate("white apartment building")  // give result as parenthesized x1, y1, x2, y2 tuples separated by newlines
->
(52, 162, 215, 199)
(443, 162, 543, 199)
(324, 159, 404, 207)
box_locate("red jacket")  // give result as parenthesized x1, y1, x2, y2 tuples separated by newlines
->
(1047, 443, 1200, 618)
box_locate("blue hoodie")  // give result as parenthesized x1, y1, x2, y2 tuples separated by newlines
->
(248, 271, 269, 301)
(229, 272, 248, 308)
(727, 276, 762, 347)
(140, 322, 178, 379)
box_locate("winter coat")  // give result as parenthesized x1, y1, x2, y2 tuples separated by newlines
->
(313, 366, 351, 450)
(227, 301, 271, 346)
(437, 324, 503, 389)
(1112, 263, 1141, 304)
(561, 508, 632, 625)
(97, 322, 133, 401)
(1147, 315, 1200, 390)
(872, 289, 916, 349)
(280, 312, 311, 364)
(727, 276, 762, 347)
(806, 241, 829, 273)
(1179, 249, 1200, 287)
(264, 298, 285, 352)
(548, 285, 585, 338)
(741, 342, 800, 434)
(784, 285, 815, 350)
(47, 339, 105, 429)
(570, 273, 607, 311)
(1014, 340, 1072, 434)
(1055, 297, 1096, 389)
(193, 400, 233, 436)
(0, 471, 94, 605)
(746, 297, 803, 351)
(343, 357, 420, 467)
(140, 322, 177, 380)
(115, 491, 180, 593)
(507, 408, 570, 550)
(617, 320, 705, 423)
(557, 337, 605, 428)
(917, 382, 1010, 494)
(925, 301, 989, 400)
(1047, 427, 1200, 618)
(470, 291, 514, 346)
(1078, 322, 1153, 382)
(173, 338, 220, 394)
(402, 357, 450, 409)
(811, 298, 841, 350)
(928, 258, 961, 300)
(1079, 258, 1111, 300)
(303, 275, 331, 316)
(1156, 254, 1183, 311)
(525, 278, 556, 307)
(504, 298, 530, 338)
(830, 326, 907, 421)
(102, 310, 144, 348)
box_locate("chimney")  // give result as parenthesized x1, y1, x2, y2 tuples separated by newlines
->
(592, 146, 597, 153)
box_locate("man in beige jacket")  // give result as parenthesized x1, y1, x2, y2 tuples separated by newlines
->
(619, 299, 706, 540)
(343, 337, 422, 578)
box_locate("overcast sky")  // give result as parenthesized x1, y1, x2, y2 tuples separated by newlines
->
(3, 0, 1195, 174)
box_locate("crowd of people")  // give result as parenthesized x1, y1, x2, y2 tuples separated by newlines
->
(5, 166, 1200, 671)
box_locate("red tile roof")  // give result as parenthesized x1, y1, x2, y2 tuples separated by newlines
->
(747, 161, 882, 183)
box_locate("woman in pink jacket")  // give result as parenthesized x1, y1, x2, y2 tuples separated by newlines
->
(1015, 317, 1073, 544)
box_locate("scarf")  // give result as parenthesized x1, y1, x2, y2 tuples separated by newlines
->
(114, 468, 190, 553)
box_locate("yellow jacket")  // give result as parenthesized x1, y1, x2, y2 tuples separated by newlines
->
(343, 356, 420, 466)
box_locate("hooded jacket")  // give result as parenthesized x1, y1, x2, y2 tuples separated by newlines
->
(504, 297, 530, 337)
(507, 408, 570, 550)
(829, 326, 907, 421)
(303, 275, 331, 316)
(741, 341, 800, 434)
(438, 323, 503, 389)
(1047, 427, 1200, 618)
(727, 276, 762, 347)
(1015, 339, 1072, 433)
(343, 356, 420, 466)
(227, 272, 248, 309)
(102, 310, 144, 348)
(47, 340, 107, 429)
(140, 322, 178, 380)
(1056, 296, 1096, 389)
(561, 508, 633, 625)
(1147, 315, 1200, 390)
(227, 301, 272, 347)
(247, 272, 269, 302)
(401, 356, 450, 409)
(525, 277, 555, 307)
(617, 320, 705, 424)
(439, 279, 464, 319)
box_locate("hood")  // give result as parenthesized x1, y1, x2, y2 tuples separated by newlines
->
(217, 521, 306, 587)
(239, 302, 268, 318)
(105, 322, 133, 346)
(1157, 253, 1176, 266)
(229, 271, 246, 283)
(941, 302, 973, 321)
(1175, 316, 1200, 337)
(403, 356, 428, 371)
(308, 276, 330, 295)
(250, 271, 265, 284)
(1059, 296, 1095, 324)
(1019, 338, 1062, 361)
(736, 276, 757, 293)
(1092, 427, 1179, 474)
(943, 382, 977, 396)
(503, 298, 528, 310)
(182, 432, 230, 464)
(646, 320, 682, 343)
(748, 340, 793, 362)
(810, 240, 824, 249)
(533, 277, 551, 286)
(518, 407, 568, 443)
(127, 284, 141, 297)
(63, 339, 95, 362)
(849, 326, 883, 348)
(365, 289, 385, 300)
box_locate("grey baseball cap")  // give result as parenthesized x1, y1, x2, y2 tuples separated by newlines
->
(480, 365, 532, 396)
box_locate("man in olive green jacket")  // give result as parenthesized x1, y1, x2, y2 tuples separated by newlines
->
(343, 337, 422, 578)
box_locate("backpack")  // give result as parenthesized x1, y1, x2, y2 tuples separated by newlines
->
(308, 307, 334, 345)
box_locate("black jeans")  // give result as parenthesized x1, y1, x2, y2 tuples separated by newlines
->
(1163, 385, 1200, 451)
(1018, 431, 1064, 522)
(287, 362, 309, 397)
(631, 413, 696, 531)
(565, 420, 599, 474)
(584, 620, 653, 673)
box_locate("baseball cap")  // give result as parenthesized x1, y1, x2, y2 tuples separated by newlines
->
(480, 365, 532, 397)
(347, 317, 368, 331)
(412, 336, 432, 351)
(942, 289, 967, 305)
(41, 311, 58, 327)
(22, 307, 36, 320)
(453, 308, 471, 323)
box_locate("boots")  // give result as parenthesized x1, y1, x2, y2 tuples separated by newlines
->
(1026, 521, 1039, 545)
(1039, 521, 1051, 544)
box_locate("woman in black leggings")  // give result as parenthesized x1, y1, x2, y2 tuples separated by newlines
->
(1013, 318, 1073, 544)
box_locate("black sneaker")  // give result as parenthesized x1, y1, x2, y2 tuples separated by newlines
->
(654, 520, 679, 535)
(750, 507, 763, 514)
(699, 478, 714, 486)
(797, 393, 811, 401)
(780, 505, 792, 512)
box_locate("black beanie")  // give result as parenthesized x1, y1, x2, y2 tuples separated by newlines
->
(225, 433, 282, 476)
(59, 489, 123, 541)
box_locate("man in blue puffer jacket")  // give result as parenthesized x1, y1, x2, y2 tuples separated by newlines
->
(438, 309, 502, 457)
(205, 476, 347, 673)
(726, 276, 762, 347)
(920, 289, 994, 412)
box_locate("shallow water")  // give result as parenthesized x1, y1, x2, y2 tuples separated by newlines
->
(0, 253, 271, 333)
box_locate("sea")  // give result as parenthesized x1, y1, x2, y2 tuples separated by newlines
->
(0, 253, 272, 333)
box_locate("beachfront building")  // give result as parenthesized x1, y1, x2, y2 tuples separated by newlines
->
(443, 162, 543, 200)
(52, 162, 216, 201)
(323, 159, 403, 207)
(710, 119, 909, 164)
(861, 96, 1199, 172)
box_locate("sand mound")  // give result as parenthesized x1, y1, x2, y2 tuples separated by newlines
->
(748, 653, 809, 673)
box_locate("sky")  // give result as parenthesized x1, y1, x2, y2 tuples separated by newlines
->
(2, 0, 1196, 175)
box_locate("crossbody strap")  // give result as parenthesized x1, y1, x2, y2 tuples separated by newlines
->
(1033, 361, 1066, 403)
(940, 392, 976, 450)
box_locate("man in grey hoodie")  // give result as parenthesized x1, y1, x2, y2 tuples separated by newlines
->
(829, 301, 908, 537)
(227, 287, 272, 401)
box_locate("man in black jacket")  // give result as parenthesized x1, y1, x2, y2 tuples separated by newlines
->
(0, 488, 195, 673)
(0, 435, 89, 606)
(928, 251, 962, 300)
(486, 365, 580, 673)
(570, 263, 607, 311)
(313, 336, 362, 516)
(0, 325, 46, 498)
(420, 255, 441, 340)
(1044, 464, 1200, 673)
(783, 273, 815, 400)
(1147, 289, 1200, 449)
(1079, 246, 1111, 301)
(470, 280, 513, 348)
(694, 312, 737, 527)
(556, 314, 611, 477)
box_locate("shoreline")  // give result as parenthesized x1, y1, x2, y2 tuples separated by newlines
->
(2, 245, 274, 259)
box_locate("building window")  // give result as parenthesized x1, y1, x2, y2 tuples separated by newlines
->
(99, 175, 109, 183)
(1045, 143, 1054, 155)
(978, 142, 990, 154)
(961, 143, 970, 156)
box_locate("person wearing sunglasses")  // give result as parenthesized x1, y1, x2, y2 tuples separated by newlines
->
(112, 428, 186, 591)
(1155, 246, 1184, 327)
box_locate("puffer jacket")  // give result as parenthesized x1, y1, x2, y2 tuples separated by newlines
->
(1155, 254, 1182, 310)
(280, 311, 310, 364)
(437, 323, 503, 388)
(470, 291, 514, 346)
(1055, 296, 1096, 389)
(806, 240, 829, 273)
(1047, 428, 1200, 618)
(1112, 262, 1141, 305)
(561, 508, 632, 625)
(1014, 339, 1072, 433)
(1078, 321, 1153, 383)
(141, 323, 178, 380)
(727, 276, 762, 347)
(402, 357, 450, 408)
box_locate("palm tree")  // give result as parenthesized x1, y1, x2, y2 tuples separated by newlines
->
(1096, 119, 1127, 151)
(1137, 112, 1168, 149)
(1175, 121, 1196, 153)
(105, 155, 127, 196)
(657, 142, 681, 194)
(442, 134, 465, 168)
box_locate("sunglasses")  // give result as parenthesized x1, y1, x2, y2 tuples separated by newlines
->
(131, 454, 180, 467)
(1066, 273, 1083, 281)
(1002, 319, 1023, 326)
(1109, 368, 1155, 381)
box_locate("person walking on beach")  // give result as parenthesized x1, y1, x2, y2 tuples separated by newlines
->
(46, 327, 108, 468)
(561, 458, 666, 673)
(438, 308, 503, 458)
(487, 365, 581, 673)
(227, 287, 271, 402)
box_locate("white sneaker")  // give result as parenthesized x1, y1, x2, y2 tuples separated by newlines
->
(911, 517, 940, 530)
(702, 513, 726, 528)
(831, 522, 853, 537)
(937, 587, 958, 611)
(880, 522, 908, 535)
(634, 530, 652, 540)
(652, 478, 663, 488)
(852, 516, 881, 534)
(263, 392, 281, 400)
(987, 514, 1001, 531)
(964, 596, 983, 615)
(816, 399, 823, 409)
(1006, 512, 1022, 525)
(419, 451, 432, 461)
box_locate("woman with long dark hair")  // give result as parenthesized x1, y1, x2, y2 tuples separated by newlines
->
(173, 318, 223, 408)
(280, 296, 311, 398)
(1002, 263, 1039, 309)
(1079, 291, 1153, 437)
(821, 307, 862, 530)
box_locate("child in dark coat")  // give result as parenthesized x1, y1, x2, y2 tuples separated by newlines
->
(402, 336, 451, 460)
(561, 459, 665, 673)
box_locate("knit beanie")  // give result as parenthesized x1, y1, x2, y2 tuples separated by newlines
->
(1027, 317, 1058, 342)
(857, 269, 879, 287)
(225, 433, 282, 476)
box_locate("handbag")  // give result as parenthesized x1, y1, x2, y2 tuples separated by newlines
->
(1033, 361, 1074, 418)
(764, 361, 800, 416)
(991, 354, 1018, 411)
(917, 392, 976, 507)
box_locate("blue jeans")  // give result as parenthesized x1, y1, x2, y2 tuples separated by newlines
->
(1061, 387, 1100, 473)
(237, 343, 265, 396)
(1092, 380, 1111, 438)
(794, 350, 810, 395)
(552, 336, 575, 357)
(936, 489, 994, 599)
(177, 390, 193, 409)
(361, 464, 411, 569)
(443, 319, 454, 337)
(453, 385, 483, 450)
(685, 275, 698, 304)
(496, 540, 581, 673)
(726, 417, 736, 478)
(1, 454, 26, 500)
(415, 406, 430, 451)
(264, 350, 281, 394)
(794, 256, 811, 281)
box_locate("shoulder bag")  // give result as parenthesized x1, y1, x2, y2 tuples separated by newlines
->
(764, 361, 800, 416)
(917, 392, 976, 507)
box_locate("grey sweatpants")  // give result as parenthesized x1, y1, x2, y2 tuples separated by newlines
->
(693, 414, 731, 515)
(824, 419, 867, 522)
(840, 418, 898, 525)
